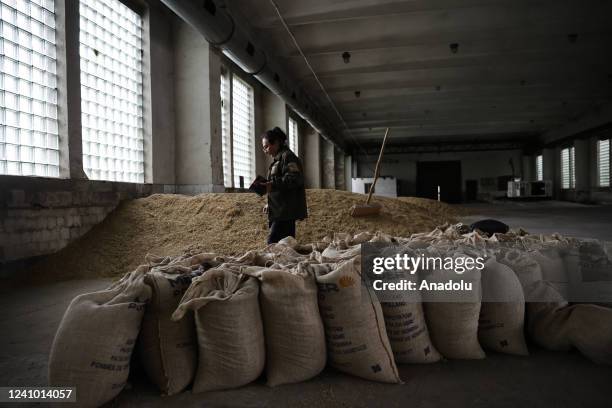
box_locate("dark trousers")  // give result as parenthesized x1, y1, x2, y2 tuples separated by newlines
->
(268, 219, 296, 244)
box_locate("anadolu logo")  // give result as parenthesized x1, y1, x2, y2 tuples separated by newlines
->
(338, 275, 356, 288)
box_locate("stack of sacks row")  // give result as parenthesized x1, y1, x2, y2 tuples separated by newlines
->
(420, 224, 612, 365)
(48, 223, 612, 407)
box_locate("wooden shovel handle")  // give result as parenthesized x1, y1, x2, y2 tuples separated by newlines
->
(365, 128, 390, 205)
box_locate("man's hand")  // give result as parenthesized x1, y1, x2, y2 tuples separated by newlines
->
(262, 204, 268, 214)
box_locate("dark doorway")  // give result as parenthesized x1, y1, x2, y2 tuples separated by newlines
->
(466, 179, 478, 201)
(416, 161, 462, 203)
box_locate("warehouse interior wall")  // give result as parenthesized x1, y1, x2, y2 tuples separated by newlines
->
(355, 149, 523, 200)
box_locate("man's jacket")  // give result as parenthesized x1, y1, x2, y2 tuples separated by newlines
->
(267, 146, 308, 221)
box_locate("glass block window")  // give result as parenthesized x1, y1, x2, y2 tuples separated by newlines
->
(288, 116, 298, 156)
(231, 75, 254, 189)
(80, 0, 144, 183)
(561, 146, 575, 189)
(535, 154, 543, 181)
(220, 71, 231, 187)
(598, 139, 610, 187)
(1, 0, 60, 177)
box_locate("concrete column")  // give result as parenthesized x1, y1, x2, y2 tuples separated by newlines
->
(148, 4, 176, 184)
(344, 155, 352, 191)
(173, 20, 223, 193)
(258, 89, 287, 177)
(574, 139, 591, 202)
(321, 139, 335, 189)
(303, 125, 321, 188)
(521, 155, 533, 181)
(334, 149, 345, 190)
(56, 0, 86, 179)
(542, 147, 558, 197)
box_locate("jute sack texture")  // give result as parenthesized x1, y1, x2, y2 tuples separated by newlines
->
(49, 265, 151, 408)
(422, 249, 485, 360)
(313, 258, 401, 383)
(138, 252, 224, 396)
(478, 258, 528, 356)
(172, 269, 264, 393)
(242, 262, 326, 386)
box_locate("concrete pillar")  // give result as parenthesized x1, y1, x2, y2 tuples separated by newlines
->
(574, 139, 591, 202)
(344, 155, 352, 191)
(321, 139, 335, 189)
(56, 0, 86, 179)
(542, 147, 558, 197)
(258, 89, 287, 176)
(334, 149, 345, 190)
(173, 21, 223, 193)
(148, 4, 176, 184)
(521, 154, 533, 181)
(303, 125, 321, 188)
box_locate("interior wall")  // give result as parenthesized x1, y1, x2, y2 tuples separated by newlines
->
(355, 149, 523, 200)
(527, 129, 612, 203)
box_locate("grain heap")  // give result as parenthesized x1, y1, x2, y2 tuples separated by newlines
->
(25, 190, 458, 282)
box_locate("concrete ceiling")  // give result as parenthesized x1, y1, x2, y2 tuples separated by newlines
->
(226, 0, 612, 149)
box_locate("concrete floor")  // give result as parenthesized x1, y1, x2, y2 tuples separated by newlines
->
(1, 200, 611, 407)
(460, 200, 612, 241)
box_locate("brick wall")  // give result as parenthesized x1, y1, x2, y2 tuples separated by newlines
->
(0, 176, 164, 263)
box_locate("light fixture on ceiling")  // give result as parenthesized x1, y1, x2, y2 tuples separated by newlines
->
(449, 43, 459, 54)
(568, 33, 578, 43)
(362, 112, 367, 117)
(342, 51, 351, 64)
(435, 85, 441, 91)
(355, 91, 361, 98)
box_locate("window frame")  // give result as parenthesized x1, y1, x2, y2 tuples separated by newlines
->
(560, 146, 575, 190)
(1, 0, 62, 178)
(220, 66, 256, 189)
(535, 154, 543, 181)
(78, 0, 146, 183)
(597, 138, 610, 188)
(288, 115, 299, 157)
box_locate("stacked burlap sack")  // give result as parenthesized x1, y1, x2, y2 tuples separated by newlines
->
(48, 225, 612, 407)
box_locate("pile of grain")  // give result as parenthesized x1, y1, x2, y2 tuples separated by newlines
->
(24, 189, 459, 282)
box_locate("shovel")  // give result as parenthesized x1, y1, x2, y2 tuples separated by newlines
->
(350, 128, 390, 217)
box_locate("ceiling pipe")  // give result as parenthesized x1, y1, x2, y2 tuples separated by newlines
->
(160, 0, 344, 151)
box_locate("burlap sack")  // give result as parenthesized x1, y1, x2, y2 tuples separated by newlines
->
(421, 251, 485, 360)
(49, 265, 151, 407)
(172, 270, 264, 392)
(566, 304, 612, 365)
(525, 281, 571, 351)
(497, 248, 543, 290)
(526, 282, 612, 364)
(381, 300, 442, 364)
(242, 263, 326, 386)
(478, 258, 528, 356)
(139, 252, 225, 395)
(313, 258, 401, 383)
(531, 245, 569, 299)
